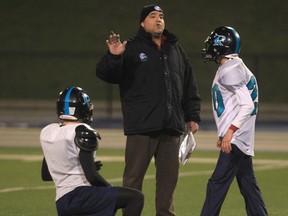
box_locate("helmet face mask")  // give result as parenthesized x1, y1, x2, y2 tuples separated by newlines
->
(57, 87, 94, 124)
(202, 26, 241, 63)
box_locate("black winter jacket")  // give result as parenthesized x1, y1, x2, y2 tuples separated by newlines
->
(96, 27, 201, 136)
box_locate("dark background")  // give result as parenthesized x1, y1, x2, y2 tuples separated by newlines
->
(0, 0, 287, 104)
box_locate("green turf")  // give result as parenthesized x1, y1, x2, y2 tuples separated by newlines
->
(0, 147, 287, 216)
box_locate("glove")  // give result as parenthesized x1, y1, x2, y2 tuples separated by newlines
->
(94, 160, 103, 171)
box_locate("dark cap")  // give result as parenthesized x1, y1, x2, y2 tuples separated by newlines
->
(139, 5, 163, 23)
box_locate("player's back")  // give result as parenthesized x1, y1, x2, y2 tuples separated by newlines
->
(40, 123, 91, 200)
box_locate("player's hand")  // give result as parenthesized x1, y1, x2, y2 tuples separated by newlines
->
(106, 31, 127, 55)
(94, 160, 103, 171)
(220, 129, 233, 153)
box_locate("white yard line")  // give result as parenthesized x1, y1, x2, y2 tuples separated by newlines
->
(1, 154, 288, 165)
(1, 155, 288, 194)
(0, 154, 125, 162)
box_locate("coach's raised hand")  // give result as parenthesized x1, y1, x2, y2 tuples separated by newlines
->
(106, 31, 127, 55)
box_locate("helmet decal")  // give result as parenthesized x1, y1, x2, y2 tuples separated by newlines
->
(64, 87, 74, 115)
(82, 93, 90, 105)
(213, 34, 226, 46)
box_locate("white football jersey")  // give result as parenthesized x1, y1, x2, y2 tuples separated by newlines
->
(211, 57, 258, 156)
(40, 123, 93, 200)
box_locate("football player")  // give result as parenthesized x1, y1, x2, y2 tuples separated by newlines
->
(200, 26, 268, 216)
(40, 86, 143, 216)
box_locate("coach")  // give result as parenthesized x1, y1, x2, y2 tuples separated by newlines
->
(96, 5, 201, 216)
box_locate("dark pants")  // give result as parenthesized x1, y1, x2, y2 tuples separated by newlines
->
(201, 144, 268, 216)
(56, 186, 143, 216)
(56, 186, 118, 216)
(123, 134, 180, 216)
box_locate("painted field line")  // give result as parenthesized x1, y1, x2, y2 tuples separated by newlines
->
(0, 154, 124, 162)
(1, 154, 288, 166)
(0, 169, 214, 194)
(1, 162, 287, 194)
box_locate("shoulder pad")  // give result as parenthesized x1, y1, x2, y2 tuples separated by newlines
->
(74, 125, 101, 152)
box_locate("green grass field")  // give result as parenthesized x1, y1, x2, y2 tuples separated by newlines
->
(0, 147, 287, 216)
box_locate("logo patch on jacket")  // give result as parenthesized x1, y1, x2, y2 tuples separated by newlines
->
(139, 53, 148, 62)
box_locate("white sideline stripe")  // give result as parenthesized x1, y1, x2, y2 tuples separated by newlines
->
(0, 154, 125, 162)
(1, 154, 287, 194)
(1, 162, 288, 194)
(0, 169, 214, 194)
(1, 154, 288, 166)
